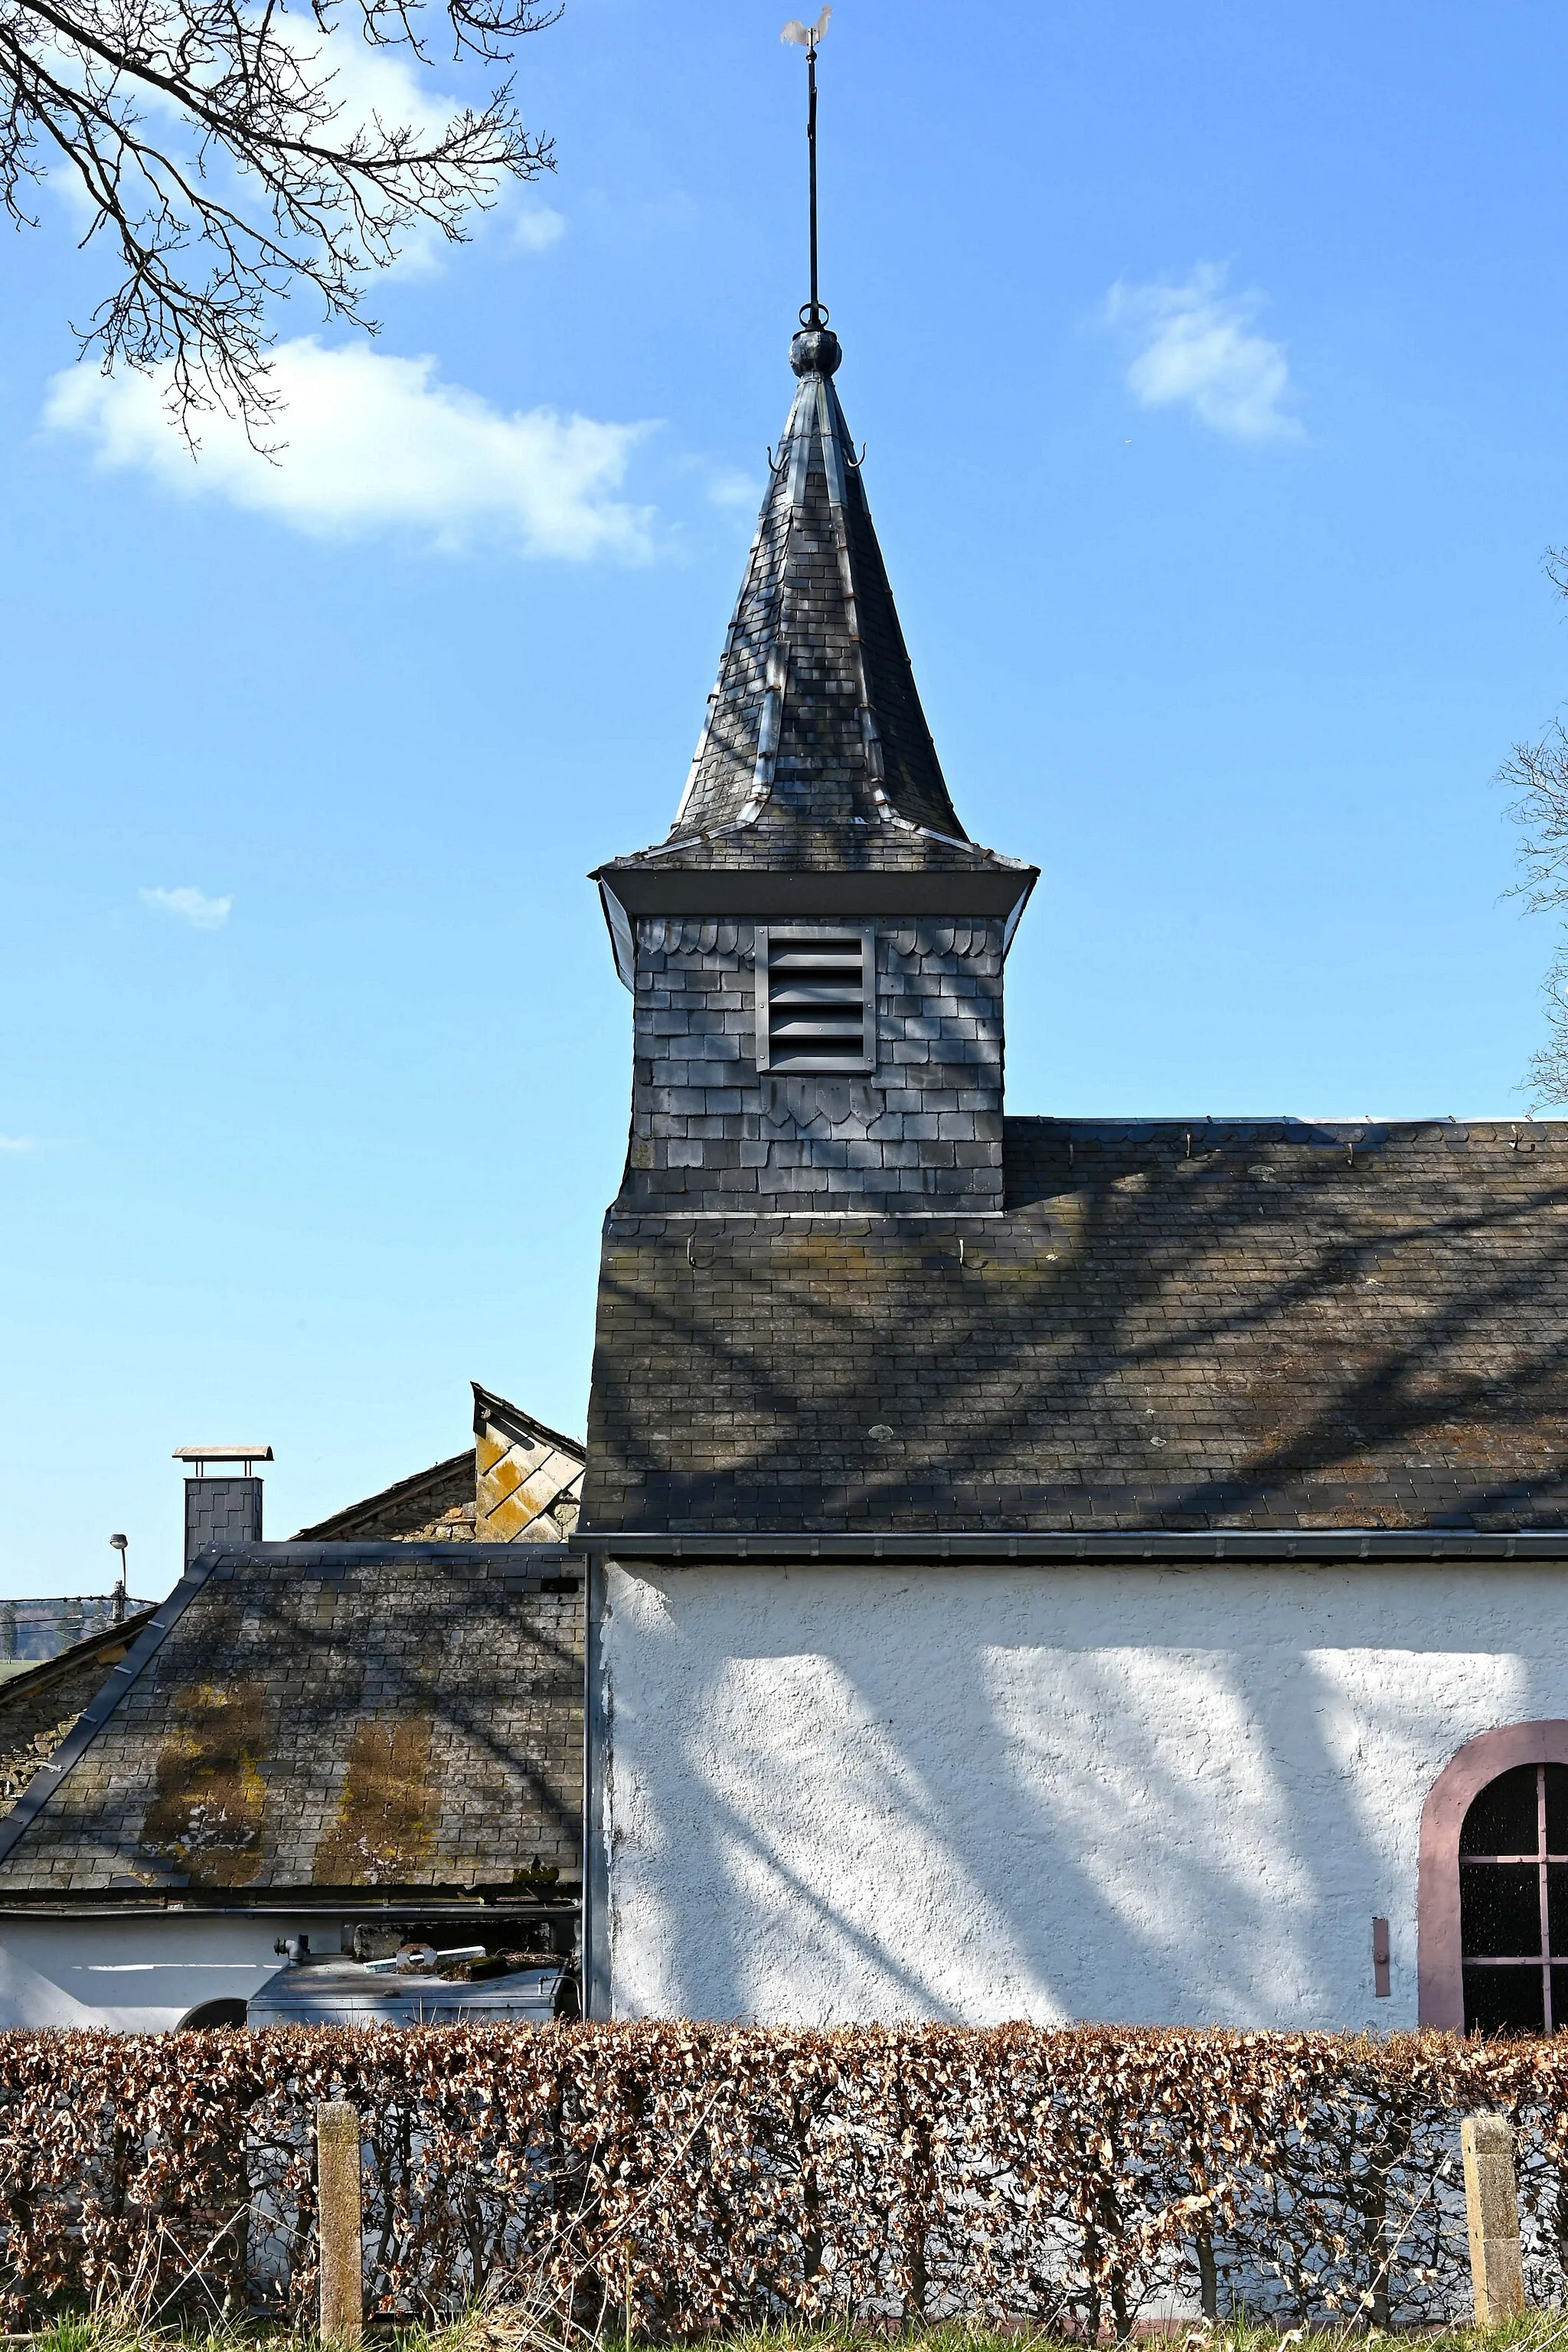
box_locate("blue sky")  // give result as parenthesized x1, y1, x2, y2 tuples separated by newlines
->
(3, 0, 1567, 1599)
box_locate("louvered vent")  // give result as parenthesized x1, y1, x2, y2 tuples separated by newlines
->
(757, 929, 874, 1074)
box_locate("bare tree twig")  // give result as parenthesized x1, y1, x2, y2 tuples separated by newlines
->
(1501, 573, 1568, 1103)
(0, 0, 559, 436)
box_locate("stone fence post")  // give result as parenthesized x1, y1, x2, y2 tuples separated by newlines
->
(316, 2100, 364, 2345)
(1461, 2111, 1525, 2324)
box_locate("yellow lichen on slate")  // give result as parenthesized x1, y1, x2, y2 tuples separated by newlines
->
(312, 1715, 438, 1885)
(475, 1407, 583, 1541)
(139, 1681, 267, 1886)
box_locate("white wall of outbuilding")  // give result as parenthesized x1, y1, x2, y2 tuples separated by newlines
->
(596, 1559, 1563, 2027)
(0, 1910, 338, 2029)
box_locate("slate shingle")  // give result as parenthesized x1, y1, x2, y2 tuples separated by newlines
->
(0, 1544, 583, 1894)
(594, 333, 1032, 896)
(582, 1117, 1568, 1535)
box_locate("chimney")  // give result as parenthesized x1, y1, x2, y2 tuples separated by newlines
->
(174, 1445, 274, 1569)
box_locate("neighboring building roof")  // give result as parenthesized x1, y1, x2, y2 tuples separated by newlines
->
(293, 1383, 584, 1544)
(472, 1384, 585, 1543)
(0, 1543, 582, 1898)
(593, 328, 1034, 926)
(583, 1117, 1568, 1536)
(0, 1610, 158, 1803)
(0, 1596, 154, 1676)
(294, 1450, 475, 1542)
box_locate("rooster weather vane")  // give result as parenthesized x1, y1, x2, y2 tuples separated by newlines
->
(781, 8, 832, 327)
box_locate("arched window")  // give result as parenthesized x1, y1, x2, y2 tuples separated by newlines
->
(1419, 1723, 1568, 2031)
(1460, 1763, 1568, 2033)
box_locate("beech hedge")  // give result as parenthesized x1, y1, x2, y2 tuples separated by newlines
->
(3, 2025, 1568, 2335)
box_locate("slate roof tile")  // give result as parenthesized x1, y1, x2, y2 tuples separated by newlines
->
(595, 335, 1029, 893)
(0, 1544, 583, 1895)
(582, 1116, 1568, 1534)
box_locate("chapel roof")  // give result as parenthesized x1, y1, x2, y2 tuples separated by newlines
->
(582, 1116, 1568, 1536)
(0, 1541, 583, 1899)
(594, 326, 1030, 903)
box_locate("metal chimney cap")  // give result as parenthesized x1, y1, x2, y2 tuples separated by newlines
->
(173, 1444, 275, 1467)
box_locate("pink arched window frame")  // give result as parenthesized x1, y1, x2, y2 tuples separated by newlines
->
(1418, 1719, 1568, 2030)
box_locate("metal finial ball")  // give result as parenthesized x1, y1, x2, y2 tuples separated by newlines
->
(790, 322, 841, 377)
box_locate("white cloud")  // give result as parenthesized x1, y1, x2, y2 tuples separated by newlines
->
(707, 466, 762, 513)
(0, 1135, 35, 1154)
(512, 206, 567, 253)
(141, 886, 233, 929)
(41, 14, 466, 241)
(1103, 264, 1302, 443)
(303, 26, 456, 148)
(44, 341, 657, 558)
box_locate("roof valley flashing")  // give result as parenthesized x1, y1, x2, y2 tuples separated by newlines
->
(580, 315, 1568, 1544)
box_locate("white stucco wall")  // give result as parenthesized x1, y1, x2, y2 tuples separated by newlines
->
(0, 1911, 340, 2030)
(598, 1560, 1565, 2027)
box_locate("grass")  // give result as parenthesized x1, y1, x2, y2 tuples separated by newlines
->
(23, 2314, 1568, 2352)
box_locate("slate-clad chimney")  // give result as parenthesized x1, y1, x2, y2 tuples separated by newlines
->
(592, 324, 1037, 1216)
(175, 1444, 272, 1568)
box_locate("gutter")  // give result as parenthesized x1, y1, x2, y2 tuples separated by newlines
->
(0, 1893, 582, 1920)
(572, 1528, 1568, 1566)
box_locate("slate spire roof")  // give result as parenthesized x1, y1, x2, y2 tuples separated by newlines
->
(679, 320, 960, 844)
(595, 325, 1033, 901)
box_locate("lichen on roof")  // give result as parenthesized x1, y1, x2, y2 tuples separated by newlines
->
(0, 1544, 583, 1896)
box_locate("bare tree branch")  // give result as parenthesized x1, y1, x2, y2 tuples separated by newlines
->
(1501, 560, 1568, 1102)
(0, 0, 558, 433)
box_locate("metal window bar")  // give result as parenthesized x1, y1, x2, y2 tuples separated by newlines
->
(757, 927, 874, 1074)
(1460, 1762, 1567, 2031)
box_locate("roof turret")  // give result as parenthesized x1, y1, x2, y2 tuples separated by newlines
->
(674, 322, 963, 846)
(592, 11, 1032, 946)
(593, 327, 1035, 940)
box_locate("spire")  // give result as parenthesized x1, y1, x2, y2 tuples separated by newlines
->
(591, 17, 1036, 956)
(665, 327, 965, 851)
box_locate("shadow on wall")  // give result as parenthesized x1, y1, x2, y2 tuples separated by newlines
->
(586, 1121, 1568, 1534)
(603, 1560, 1546, 2027)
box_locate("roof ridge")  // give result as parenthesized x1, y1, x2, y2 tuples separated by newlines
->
(293, 1448, 475, 1540)
(470, 1381, 586, 1463)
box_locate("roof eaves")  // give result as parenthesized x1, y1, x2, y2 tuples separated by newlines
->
(573, 1528, 1568, 1565)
